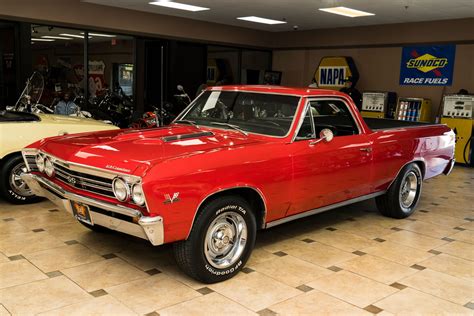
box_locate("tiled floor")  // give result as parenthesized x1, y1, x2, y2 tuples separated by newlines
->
(0, 166, 473, 315)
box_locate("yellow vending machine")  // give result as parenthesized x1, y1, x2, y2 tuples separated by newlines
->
(440, 95, 473, 166)
(361, 92, 397, 119)
(395, 97, 432, 122)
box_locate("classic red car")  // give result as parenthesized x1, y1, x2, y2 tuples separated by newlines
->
(21, 85, 455, 283)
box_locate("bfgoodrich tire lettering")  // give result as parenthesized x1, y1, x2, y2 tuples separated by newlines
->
(376, 163, 422, 219)
(173, 195, 256, 283)
(0, 154, 42, 204)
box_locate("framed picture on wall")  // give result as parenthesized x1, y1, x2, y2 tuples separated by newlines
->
(263, 70, 282, 85)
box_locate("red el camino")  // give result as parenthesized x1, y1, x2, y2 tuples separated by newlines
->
(22, 85, 455, 283)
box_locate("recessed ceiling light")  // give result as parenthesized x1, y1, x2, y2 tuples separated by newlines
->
(59, 33, 85, 39)
(149, 1, 210, 12)
(80, 32, 115, 38)
(31, 38, 55, 42)
(41, 35, 73, 40)
(318, 7, 375, 18)
(237, 16, 287, 25)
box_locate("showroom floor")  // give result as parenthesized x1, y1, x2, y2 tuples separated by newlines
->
(0, 167, 472, 315)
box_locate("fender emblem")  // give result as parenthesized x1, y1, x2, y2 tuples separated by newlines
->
(164, 192, 180, 204)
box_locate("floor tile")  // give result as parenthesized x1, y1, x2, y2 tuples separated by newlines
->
(307, 270, 398, 308)
(14, 211, 75, 230)
(338, 254, 417, 284)
(157, 264, 206, 290)
(0, 259, 47, 289)
(435, 240, 474, 261)
(251, 254, 332, 287)
(115, 244, 174, 271)
(0, 231, 65, 256)
(269, 290, 371, 315)
(420, 253, 474, 280)
(43, 222, 90, 242)
(61, 257, 148, 292)
(305, 229, 377, 252)
(375, 287, 472, 315)
(37, 294, 137, 315)
(0, 276, 90, 315)
(397, 220, 459, 239)
(25, 244, 103, 272)
(448, 229, 473, 244)
(209, 271, 300, 312)
(0, 305, 9, 316)
(0, 220, 31, 236)
(362, 240, 434, 266)
(107, 273, 200, 314)
(284, 241, 357, 267)
(243, 247, 276, 266)
(400, 268, 473, 305)
(158, 292, 257, 316)
(383, 230, 448, 251)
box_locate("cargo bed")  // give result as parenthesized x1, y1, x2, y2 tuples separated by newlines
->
(363, 117, 438, 130)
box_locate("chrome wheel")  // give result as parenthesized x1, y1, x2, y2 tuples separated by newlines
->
(204, 211, 247, 269)
(9, 162, 33, 197)
(399, 171, 418, 208)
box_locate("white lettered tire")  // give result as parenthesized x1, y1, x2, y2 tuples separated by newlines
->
(173, 195, 256, 283)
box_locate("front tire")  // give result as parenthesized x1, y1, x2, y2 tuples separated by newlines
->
(376, 163, 422, 219)
(173, 195, 256, 283)
(0, 155, 42, 204)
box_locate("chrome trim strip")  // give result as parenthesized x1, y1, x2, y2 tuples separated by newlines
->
(265, 191, 386, 228)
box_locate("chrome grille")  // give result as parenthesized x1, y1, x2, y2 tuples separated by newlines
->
(53, 162, 115, 199)
(24, 154, 39, 172)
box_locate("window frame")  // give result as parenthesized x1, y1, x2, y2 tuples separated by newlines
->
(292, 97, 362, 142)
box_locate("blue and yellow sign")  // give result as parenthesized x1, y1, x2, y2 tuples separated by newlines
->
(400, 45, 456, 86)
(314, 56, 359, 90)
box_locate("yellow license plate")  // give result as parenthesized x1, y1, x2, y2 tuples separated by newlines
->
(71, 201, 93, 225)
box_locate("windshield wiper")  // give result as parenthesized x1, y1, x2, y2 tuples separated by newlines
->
(174, 119, 198, 126)
(210, 122, 248, 136)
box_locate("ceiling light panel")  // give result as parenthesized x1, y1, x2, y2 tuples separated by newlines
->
(237, 16, 287, 25)
(318, 7, 375, 18)
(31, 38, 55, 42)
(41, 35, 73, 40)
(149, 1, 210, 12)
(59, 33, 85, 38)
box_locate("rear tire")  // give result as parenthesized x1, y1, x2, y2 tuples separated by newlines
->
(173, 195, 256, 283)
(376, 163, 422, 219)
(0, 154, 42, 204)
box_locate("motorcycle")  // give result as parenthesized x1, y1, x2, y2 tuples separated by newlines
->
(129, 85, 191, 129)
(7, 72, 54, 114)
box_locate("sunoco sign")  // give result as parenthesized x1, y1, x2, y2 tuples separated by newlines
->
(400, 45, 456, 86)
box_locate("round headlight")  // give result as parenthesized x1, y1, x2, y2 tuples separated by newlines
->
(112, 177, 130, 202)
(44, 157, 55, 177)
(36, 154, 45, 172)
(131, 183, 146, 206)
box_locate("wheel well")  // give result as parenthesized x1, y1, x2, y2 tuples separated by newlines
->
(0, 152, 22, 169)
(197, 187, 267, 229)
(413, 160, 426, 179)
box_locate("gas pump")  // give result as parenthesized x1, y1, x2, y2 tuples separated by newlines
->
(361, 92, 397, 119)
(440, 95, 473, 166)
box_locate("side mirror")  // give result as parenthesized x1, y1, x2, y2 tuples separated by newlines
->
(319, 128, 334, 142)
(177, 85, 184, 92)
(309, 128, 334, 146)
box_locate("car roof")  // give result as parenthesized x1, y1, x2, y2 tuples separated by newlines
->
(207, 85, 347, 97)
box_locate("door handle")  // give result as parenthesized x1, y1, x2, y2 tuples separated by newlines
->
(360, 147, 372, 153)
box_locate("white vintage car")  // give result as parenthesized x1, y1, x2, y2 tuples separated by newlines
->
(0, 111, 118, 203)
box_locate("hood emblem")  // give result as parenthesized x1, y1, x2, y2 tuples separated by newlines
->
(106, 165, 131, 173)
(164, 192, 180, 204)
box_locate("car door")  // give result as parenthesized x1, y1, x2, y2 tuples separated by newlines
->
(287, 97, 374, 216)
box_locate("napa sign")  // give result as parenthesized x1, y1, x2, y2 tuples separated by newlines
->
(314, 56, 359, 90)
(400, 45, 456, 86)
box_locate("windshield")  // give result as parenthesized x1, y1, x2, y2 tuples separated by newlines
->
(177, 91, 300, 137)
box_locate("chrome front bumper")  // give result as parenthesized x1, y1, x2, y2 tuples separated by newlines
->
(21, 173, 164, 246)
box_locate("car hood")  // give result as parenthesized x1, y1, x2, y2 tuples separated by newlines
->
(39, 125, 263, 176)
